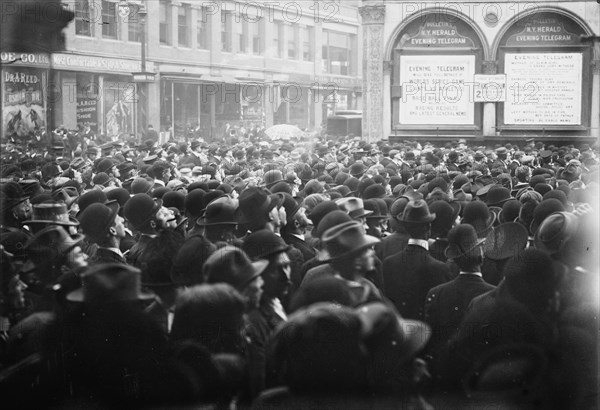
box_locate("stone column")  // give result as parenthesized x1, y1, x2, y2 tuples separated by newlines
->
(591, 59, 600, 142)
(482, 60, 498, 137)
(359, 3, 385, 143)
(382, 60, 392, 138)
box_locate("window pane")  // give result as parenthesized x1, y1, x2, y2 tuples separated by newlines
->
(302, 27, 312, 61)
(197, 7, 208, 49)
(128, 3, 141, 42)
(287, 25, 296, 59)
(221, 11, 231, 52)
(102, 0, 118, 39)
(273, 21, 281, 57)
(160, 1, 171, 45)
(75, 0, 92, 36)
(178, 5, 189, 47)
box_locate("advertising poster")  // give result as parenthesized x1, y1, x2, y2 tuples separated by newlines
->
(504, 53, 582, 125)
(399, 55, 475, 125)
(2, 66, 46, 138)
(103, 79, 135, 137)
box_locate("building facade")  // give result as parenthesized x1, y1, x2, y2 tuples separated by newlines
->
(360, 0, 600, 144)
(1, 0, 363, 142)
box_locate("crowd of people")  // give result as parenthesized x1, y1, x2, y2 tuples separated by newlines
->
(0, 131, 598, 408)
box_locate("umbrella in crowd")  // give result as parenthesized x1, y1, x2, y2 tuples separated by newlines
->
(263, 124, 306, 141)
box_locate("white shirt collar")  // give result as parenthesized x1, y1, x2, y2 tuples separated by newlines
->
(408, 238, 429, 250)
(291, 233, 305, 241)
(459, 271, 482, 277)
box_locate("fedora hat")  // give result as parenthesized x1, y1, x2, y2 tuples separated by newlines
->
(237, 187, 282, 225)
(445, 224, 485, 260)
(197, 197, 238, 226)
(398, 199, 436, 224)
(318, 221, 380, 262)
(534, 211, 579, 256)
(356, 302, 431, 366)
(1, 181, 29, 209)
(24, 225, 84, 262)
(484, 222, 528, 261)
(335, 197, 372, 220)
(23, 202, 79, 227)
(66, 263, 155, 303)
(203, 246, 268, 292)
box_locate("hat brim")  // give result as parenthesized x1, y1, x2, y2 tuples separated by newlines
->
(445, 237, 486, 260)
(398, 213, 436, 224)
(66, 287, 155, 303)
(317, 234, 380, 262)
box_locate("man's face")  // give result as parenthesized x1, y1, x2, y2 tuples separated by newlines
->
(294, 207, 310, 232)
(13, 199, 31, 221)
(243, 275, 264, 309)
(155, 206, 176, 230)
(67, 246, 88, 269)
(354, 247, 376, 273)
(111, 166, 120, 178)
(262, 252, 291, 298)
(111, 214, 127, 239)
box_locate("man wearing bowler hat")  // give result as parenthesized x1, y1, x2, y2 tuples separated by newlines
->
(382, 199, 451, 320)
(423, 224, 495, 357)
(79, 201, 128, 265)
(1, 181, 32, 233)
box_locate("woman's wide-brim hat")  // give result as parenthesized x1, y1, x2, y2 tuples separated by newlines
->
(67, 263, 155, 303)
(484, 222, 529, 261)
(317, 220, 380, 262)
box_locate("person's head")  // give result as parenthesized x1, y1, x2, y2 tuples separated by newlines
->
(79, 201, 126, 247)
(203, 246, 267, 309)
(445, 224, 484, 270)
(123, 193, 165, 234)
(1, 182, 31, 225)
(171, 284, 247, 354)
(398, 199, 436, 240)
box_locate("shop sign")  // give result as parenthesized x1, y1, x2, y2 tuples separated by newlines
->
(1, 52, 142, 73)
(399, 54, 475, 125)
(2, 66, 45, 137)
(402, 20, 475, 48)
(504, 53, 582, 125)
(506, 18, 580, 46)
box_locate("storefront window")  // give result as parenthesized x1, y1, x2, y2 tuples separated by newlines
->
(75, 0, 93, 37)
(101, 0, 118, 40)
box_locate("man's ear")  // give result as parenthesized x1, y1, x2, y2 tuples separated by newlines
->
(150, 220, 156, 229)
(109, 226, 117, 236)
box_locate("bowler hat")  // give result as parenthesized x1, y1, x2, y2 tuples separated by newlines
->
(530, 199, 565, 235)
(335, 197, 372, 220)
(237, 187, 282, 225)
(92, 172, 111, 187)
(363, 199, 387, 220)
(79, 201, 119, 244)
(308, 201, 340, 234)
(445, 224, 485, 260)
(162, 191, 185, 213)
(486, 185, 512, 207)
(483, 222, 528, 261)
(429, 200, 460, 238)
(1, 181, 30, 209)
(262, 169, 285, 187)
(398, 199, 436, 224)
(131, 177, 153, 194)
(123, 193, 162, 230)
(76, 190, 108, 218)
(66, 263, 155, 303)
(97, 158, 115, 174)
(242, 229, 290, 260)
(318, 221, 380, 262)
(534, 211, 579, 256)
(498, 199, 521, 223)
(363, 184, 386, 200)
(197, 197, 237, 226)
(184, 189, 206, 218)
(461, 201, 496, 238)
(349, 162, 367, 177)
(279, 192, 301, 222)
(203, 246, 268, 292)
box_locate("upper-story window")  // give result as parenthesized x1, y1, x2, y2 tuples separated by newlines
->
(178, 4, 190, 47)
(221, 10, 232, 52)
(302, 26, 313, 61)
(322, 30, 354, 75)
(128, 3, 142, 43)
(75, 0, 93, 36)
(249, 18, 262, 55)
(102, 0, 118, 39)
(197, 6, 209, 49)
(287, 25, 298, 59)
(159, 0, 171, 45)
(272, 20, 283, 57)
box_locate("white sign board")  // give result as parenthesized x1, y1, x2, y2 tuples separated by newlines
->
(504, 53, 582, 125)
(473, 74, 506, 102)
(399, 55, 475, 125)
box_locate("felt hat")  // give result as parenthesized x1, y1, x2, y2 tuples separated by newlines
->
(530, 199, 565, 235)
(483, 222, 529, 261)
(308, 201, 340, 235)
(203, 246, 268, 292)
(162, 191, 186, 213)
(498, 199, 521, 224)
(363, 184, 386, 200)
(123, 193, 162, 230)
(24, 202, 79, 227)
(197, 196, 237, 226)
(76, 190, 108, 218)
(262, 169, 285, 187)
(237, 187, 283, 225)
(184, 188, 206, 218)
(356, 302, 431, 366)
(398, 199, 436, 224)
(534, 211, 579, 256)
(242, 229, 290, 260)
(66, 263, 155, 303)
(335, 197, 373, 220)
(79, 201, 119, 244)
(429, 200, 460, 238)
(1, 181, 30, 209)
(349, 162, 367, 178)
(445, 224, 486, 260)
(461, 201, 496, 238)
(24, 225, 84, 263)
(318, 221, 380, 262)
(363, 199, 387, 220)
(97, 158, 115, 174)
(485, 185, 513, 207)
